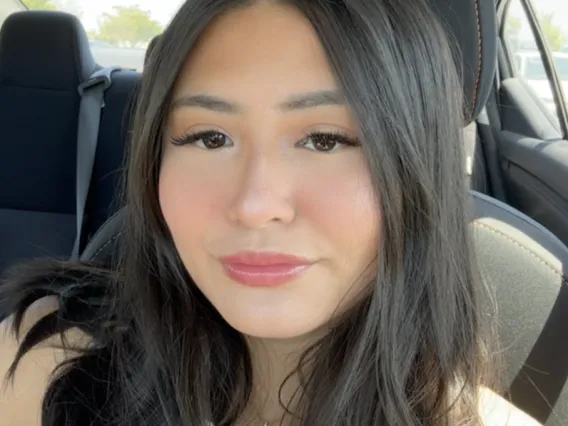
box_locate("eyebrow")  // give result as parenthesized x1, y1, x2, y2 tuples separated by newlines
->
(171, 90, 344, 113)
(279, 90, 344, 110)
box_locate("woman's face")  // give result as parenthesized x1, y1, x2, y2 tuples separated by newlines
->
(159, 2, 380, 340)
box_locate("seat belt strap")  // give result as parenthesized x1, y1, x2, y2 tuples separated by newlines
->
(71, 67, 120, 259)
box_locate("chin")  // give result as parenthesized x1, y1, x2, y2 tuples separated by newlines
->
(220, 309, 324, 341)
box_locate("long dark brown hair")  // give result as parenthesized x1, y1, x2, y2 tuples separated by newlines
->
(1, 0, 494, 425)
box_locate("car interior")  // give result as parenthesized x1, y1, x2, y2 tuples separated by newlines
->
(0, 0, 566, 425)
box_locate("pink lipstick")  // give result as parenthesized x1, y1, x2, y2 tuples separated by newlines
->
(219, 251, 312, 287)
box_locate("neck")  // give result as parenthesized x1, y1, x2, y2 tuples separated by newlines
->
(243, 334, 316, 426)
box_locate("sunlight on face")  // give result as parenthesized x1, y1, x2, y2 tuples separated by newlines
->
(159, 2, 380, 339)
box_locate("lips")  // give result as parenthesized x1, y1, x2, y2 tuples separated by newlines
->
(219, 251, 313, 287)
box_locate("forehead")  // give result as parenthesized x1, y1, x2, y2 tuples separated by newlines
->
(173, 2, 338, 100)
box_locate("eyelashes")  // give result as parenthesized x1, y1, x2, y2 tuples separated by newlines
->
(300, 131, 360, 152)
(170, 130, 360, 153)
(170, 130, 228, 149)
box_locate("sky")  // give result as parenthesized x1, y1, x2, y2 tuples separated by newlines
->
(32, 0, 568, 33)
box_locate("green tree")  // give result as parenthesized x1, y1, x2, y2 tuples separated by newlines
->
(24, 0, 58, 10)
(92, 6, 163, 48)
(540, 13, 566, 52)
(508, 16, 522, 34)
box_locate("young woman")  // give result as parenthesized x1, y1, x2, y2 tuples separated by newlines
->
(0, 1, 542, 425)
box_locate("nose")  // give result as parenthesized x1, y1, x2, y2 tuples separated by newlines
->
(227, 150, 296, 229)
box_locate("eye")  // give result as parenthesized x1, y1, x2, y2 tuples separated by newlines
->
(170, 130, 233, 149)
(299, 131, 360, 153)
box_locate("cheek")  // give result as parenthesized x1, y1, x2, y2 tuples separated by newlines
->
(299, 161, 380, 250)
(158, 154, 226, 248)
(297, 158, 381, 295)
(298, 161, 380, 317)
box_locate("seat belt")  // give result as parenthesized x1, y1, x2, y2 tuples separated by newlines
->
(71, 67, 120, 259)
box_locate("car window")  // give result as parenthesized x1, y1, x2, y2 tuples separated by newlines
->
(503, 0, 567, 128)
(521, 55, 568, 81)
(0, 1, 22, 28)
(524, 56, 547, 80)
(21, 0, 184, 71)
(555, 56, 568, 80)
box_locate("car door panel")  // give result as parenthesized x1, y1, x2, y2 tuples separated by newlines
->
(499, 134, 568, 244)
(500, 78, 563, 140)
(490, 0, 568, 248)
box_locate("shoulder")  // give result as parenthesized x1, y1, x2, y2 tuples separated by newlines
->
(478, 386, 542, 426)
(0, 297, 90, 426)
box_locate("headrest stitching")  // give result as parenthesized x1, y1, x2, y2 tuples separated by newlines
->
(472, 0, 483, 115)
(473, 221, 567, 286)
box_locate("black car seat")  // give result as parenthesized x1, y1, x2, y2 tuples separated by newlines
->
(0, 11, 141, 272)
(0, 11, 97, 272)
(81, 0, 568, 424)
